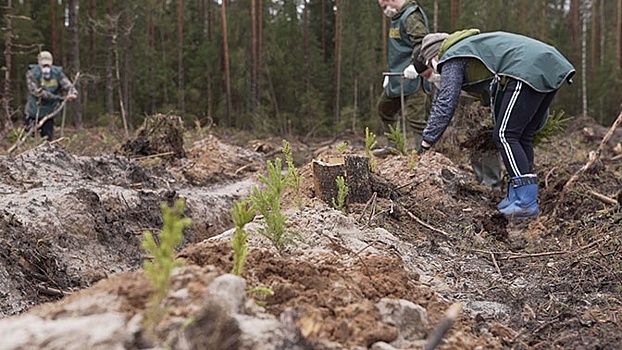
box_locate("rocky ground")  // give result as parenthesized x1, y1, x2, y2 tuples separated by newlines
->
(0, 108, 620, 349)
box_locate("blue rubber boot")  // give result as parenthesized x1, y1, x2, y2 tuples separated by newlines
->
(497, 180, 516, 210)
(499, 175, 539, 220)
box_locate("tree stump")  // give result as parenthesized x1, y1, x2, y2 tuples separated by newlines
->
(312, 155, 372, 205)
(121, 113, 186, 159)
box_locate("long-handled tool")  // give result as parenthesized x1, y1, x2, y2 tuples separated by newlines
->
(382, 72, 407, 143)
(60, 102, 67, 138)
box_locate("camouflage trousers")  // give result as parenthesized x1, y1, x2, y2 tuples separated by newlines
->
(376, 87, 430, 140)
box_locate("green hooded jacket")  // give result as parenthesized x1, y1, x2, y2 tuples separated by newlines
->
(438, 30, 575, 93)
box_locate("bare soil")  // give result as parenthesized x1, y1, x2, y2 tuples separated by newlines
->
(0, 108, 621, 349)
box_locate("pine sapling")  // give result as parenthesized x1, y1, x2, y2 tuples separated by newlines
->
(141, 199, 192, 331)
(251, 158, 302, 253)
(282, 140, 304, 210)
(408, 150, 419, 168)
(385, 124, 407, 156)
(365, 127, 378, 171)
(247, 286, 275, 307)
(231, 199, 254, 276)
(534, 110, 570, 146)
(332, 175, 349, 213)
(336, 141, 348, 154)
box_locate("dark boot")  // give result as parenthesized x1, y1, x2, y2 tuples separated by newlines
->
(471, 150, 504, 190)
(413, 133, 423, 151)
(499, 175, 539, 219)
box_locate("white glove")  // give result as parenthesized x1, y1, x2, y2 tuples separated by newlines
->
(383, 76, 389, 88)
(403, 64, 418, 79)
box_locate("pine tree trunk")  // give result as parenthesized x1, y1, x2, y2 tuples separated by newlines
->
(519, 1, 528, 34)
(202, 0, 213, 125)
(333, 0, 341, 123)
(221, 0, 233, 126)
(50, 0, 57, 56)
(322, 0, 327, 63)
(122, 1, 132, 127)
(113, 31, 128, 137)
(303, 0, 310, 89)
(2, 0, 14, 134)
(250, 0, 258, 112)
(177, 0, 185, 114)
(105, 0, 115, 115)
(257, 0, 263, 109)
(581, 0, 588, 117)
(540, 0, 548, 39)
(449, 0, 459, 31)
(148, 2, 155, 115)
(69, 0, 82, 127)
(617, 0, 622, 73)
(87, 0, 96, 104)
(433, 0, 438, 31)
(589, 0, 598, 76)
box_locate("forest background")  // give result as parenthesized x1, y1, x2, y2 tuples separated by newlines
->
(1, 0, 621, 140)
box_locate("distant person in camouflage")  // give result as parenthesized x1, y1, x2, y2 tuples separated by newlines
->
(417, 29, 575, 219)
(374, 0, 431, 157)
(25, 51, 77, 140)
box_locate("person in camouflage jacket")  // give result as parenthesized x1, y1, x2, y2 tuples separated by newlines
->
(374, 0, 431, 157)
(25, 51, 77, 140)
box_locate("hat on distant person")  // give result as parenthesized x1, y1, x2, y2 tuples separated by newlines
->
(38, 51, 53, 66)
(419, 33, 449, 64)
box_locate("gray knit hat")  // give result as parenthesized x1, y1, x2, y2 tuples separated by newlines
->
(419, 33, 449, 63)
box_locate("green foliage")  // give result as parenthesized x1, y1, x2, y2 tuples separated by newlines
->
(336, 141, 348, 154)
(7, 128, 22, 144)
(365, 127, 378, 171)
(230, 200, 255, 276)
(282, 140, 304, 210)
(385, 124, 407, 156)
(250, 157, 302, 253)
(141, 199, 192, 330)
(247, 286, 275, 307)
(408, 150, 419, 168)
(11, 1, 619, 133)
(534, 110, 572, 146)
(331, 176, 349, 213)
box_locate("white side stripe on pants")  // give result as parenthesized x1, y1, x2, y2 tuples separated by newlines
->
(498, 81, 522, 176)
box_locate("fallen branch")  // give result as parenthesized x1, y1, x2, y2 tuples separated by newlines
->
(36, 283, 72, 297)
(402, 206, 450, 238)
(131, 151, 176, 161)
(490, 252, 502, 276)
(587, 190, 618, 205)
(357, 191, 377, 223)
(469, 235, 608, 261)
(7, 100, 67, 153)
(562, 107, 622, 192)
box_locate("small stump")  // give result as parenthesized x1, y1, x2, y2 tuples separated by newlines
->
(122, 113, 186, 159)
(312, 155, 373, 205)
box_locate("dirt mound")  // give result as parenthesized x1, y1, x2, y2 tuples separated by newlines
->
(0, 111, 621, 349)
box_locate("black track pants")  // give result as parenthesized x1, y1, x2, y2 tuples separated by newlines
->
(492, 79, 557, 177)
